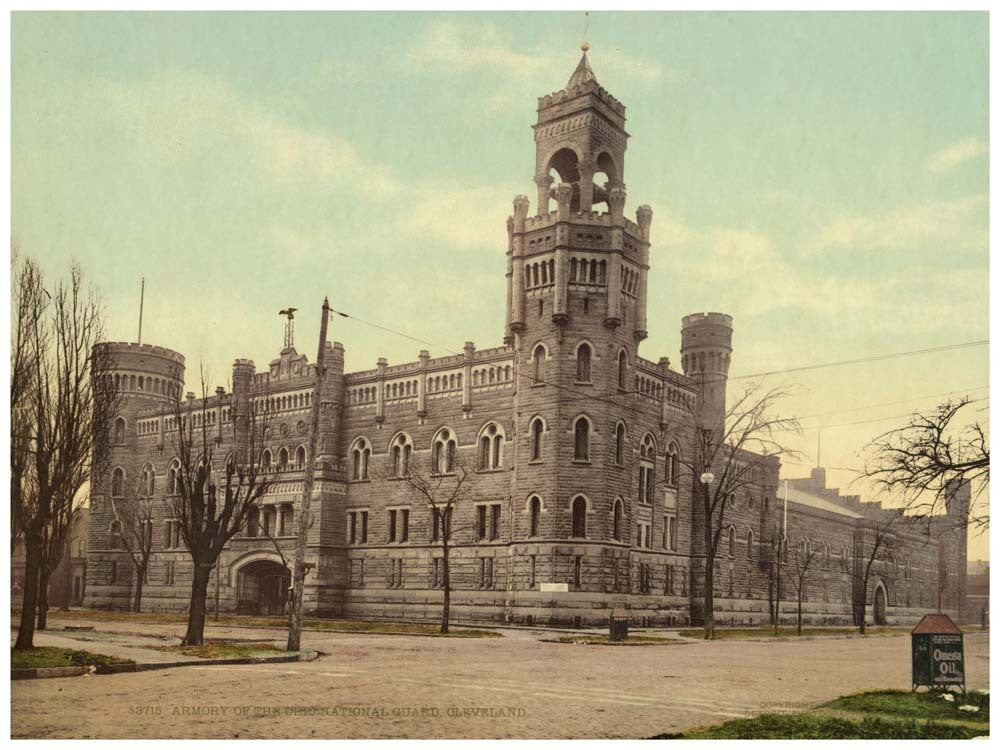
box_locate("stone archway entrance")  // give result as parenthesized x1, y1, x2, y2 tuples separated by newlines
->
(236, 560, 290, 616)
(873, 583, 887, 626)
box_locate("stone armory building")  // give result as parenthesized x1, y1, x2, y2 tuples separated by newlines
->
(84, 50, 968, 627)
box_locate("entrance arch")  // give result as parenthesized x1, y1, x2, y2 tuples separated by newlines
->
(236, 559, 290, 616)
(873, 581, 887, 626)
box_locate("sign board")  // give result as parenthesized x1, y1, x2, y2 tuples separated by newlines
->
(911, 613, 965, 691)
(539, 582, 569, 593)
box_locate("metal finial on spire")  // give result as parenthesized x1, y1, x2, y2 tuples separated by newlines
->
(581, 11, 590, 52)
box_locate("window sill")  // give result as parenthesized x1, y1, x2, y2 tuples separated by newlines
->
(349, 478, 372, 484)
(573, 381, 593, 386)
(476, 467, 506, 474)
(571, 460, 591, 466)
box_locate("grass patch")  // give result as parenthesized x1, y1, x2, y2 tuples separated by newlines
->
(42, 609, 500, 638)
(655, 689, 989, 739)
(825, 689, 989, 721)
(553, 634, 678, 645)
(11, 646, 134, 670)
(654, 713, 985, 739)
(155, 639, 287, 660)
(677, 626, 912, 640)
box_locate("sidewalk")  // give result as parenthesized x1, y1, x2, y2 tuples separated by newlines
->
(12, 628, 204, 665)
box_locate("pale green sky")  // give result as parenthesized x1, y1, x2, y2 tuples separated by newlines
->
(11, 12, 989, 557)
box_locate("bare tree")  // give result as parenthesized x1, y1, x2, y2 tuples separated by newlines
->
(11, 250, 45, 549)
(847, 505, 903, 635)
(789, 538, 818, 636)
(13, 259, 117, 650)
(36, 491, 86, 629)
(168, 378, 273, 646)
(762, 529, 786, 634)
(666, 382, 801, 639)
(110, 472, 157, 612)
(394, 458, 476, 634)
(863, 398, 988, 530)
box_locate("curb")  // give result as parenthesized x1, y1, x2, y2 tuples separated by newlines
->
(11, 650, 319, 681)
(11, 665, 94, 681)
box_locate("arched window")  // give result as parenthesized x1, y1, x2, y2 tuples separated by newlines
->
(109, 520, 121, 550)
(639, 434, 656, 504)
(728, 526, 736, 557)
(576, 343, 592, 382)
(351, 437, 372, 481)
(167, 459, 180, 495)
(295, 446, 306, 469)
(613, 498, 624, 542)
(530, 418, 544, 461)
(390, 433, 413, 477)
(432, 428, 457, 474)
(617, 350, 627, 389)
(529, 495, 541, 537)
(111, 467, 124, 499)
(532, 344, 546, 384)
(140, 464, 155, 497)
(573, 416, 590, 461)
(665, 442, 680, 487)
(262, 449, 273, 473)
(114, 417, 126, 445)
(571, 496, 587, 538)
(746, 529, 754, 560)
(277, 447, 289, 471)
(478, 422, 504, 470)
(613, 422, 626, 465)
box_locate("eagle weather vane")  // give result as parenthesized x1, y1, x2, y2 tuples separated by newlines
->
(279, 307, 298, 350)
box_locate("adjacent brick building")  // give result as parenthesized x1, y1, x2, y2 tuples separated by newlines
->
(84, 48, 967, 628)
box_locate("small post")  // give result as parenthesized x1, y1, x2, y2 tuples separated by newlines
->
(287, 298, 330, 652)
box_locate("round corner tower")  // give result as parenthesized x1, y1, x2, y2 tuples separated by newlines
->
(680, 312, 733, 433)
(87, 342, 185, 609)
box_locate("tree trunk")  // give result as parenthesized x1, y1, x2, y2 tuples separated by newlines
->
(133, 565, 145, 612)
(797, 589, 803, 636)
(36, 567, 50, 631)
(15, 531, 42, 649)
(858, 578, 868, 635)
(703, 554, 715, 640)
(774, 557, 782, 634)
(441, 544, 451, 635)
(182, 562, 213, 646)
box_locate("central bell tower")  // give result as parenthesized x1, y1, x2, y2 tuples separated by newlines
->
(504, 45, 654, 568)
(505, 44, 653, 345)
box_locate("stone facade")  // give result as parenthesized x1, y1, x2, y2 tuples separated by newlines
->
(84, 50, 966, 628)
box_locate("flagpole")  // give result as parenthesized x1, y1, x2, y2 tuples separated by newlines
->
(137, 277, 145, 345)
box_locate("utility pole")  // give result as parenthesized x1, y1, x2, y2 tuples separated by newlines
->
(287, 298, 329, 652)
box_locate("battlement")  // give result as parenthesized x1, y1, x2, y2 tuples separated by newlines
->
(520, 209, 642, 238)
(344, 343, 515, 385)
(681, 312, 733, 329)
(537, 81, 626, 120)
(95, 341, 185, 366)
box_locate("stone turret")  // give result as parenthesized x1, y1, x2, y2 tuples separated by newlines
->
(680, 312, 733, 435)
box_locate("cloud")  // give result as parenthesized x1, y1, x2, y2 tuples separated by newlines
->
(811, 194, 988, 254)
(405, 19, 665, 86)
(102, 70, 401, 200)
(926, 138, 988, 174)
